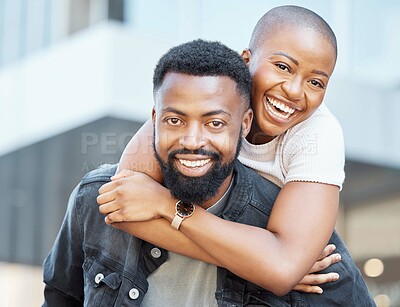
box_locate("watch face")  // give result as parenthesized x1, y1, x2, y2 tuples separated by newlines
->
(176, 201, 195, 217)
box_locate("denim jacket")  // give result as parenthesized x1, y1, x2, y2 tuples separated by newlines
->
(43, 161, 375, 306)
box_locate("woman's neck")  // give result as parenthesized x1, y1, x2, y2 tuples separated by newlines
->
(246, 123, 276, 145)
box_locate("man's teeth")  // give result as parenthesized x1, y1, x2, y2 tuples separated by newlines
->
(267, 97, 295, 119)
(179, 159, 210, 168)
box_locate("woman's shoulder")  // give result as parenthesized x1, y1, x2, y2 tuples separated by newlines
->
(285, 104, 343, 142)
(295, 104, 341, 130)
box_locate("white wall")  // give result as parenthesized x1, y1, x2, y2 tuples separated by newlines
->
(0, 21, 174, 156)
(0, 262, 43, 307)
(1, 0, 400, 169)
(325, 79, 400, 168)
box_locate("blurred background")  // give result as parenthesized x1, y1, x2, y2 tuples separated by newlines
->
(0, 0, 399, 306)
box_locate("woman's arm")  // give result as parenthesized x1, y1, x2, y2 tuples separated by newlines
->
(99, 171, 339, 295)
(100, 120, 340, 295)
(116, 219, 223, 265)
(172, 181, 339, 295)
(98, 171, 222, 265)
(113, 217, 341, 294)
(117, 119, 163, 183)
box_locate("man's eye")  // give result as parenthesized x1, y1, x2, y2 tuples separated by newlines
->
(166, 118, 182, 125)
(207, 121, 224, 128)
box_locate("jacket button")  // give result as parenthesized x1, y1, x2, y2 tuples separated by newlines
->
(129, 288, 140, 299)
(150, 247, 161, 258)
(94, 273, 104, 284)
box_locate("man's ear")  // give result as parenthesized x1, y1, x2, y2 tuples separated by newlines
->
(241, 108, 253, 138)
(241, 48, 252, 65)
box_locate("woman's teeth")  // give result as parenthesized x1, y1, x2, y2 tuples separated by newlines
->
(179, 159, 210, 168)
(266, 97, 295, 119)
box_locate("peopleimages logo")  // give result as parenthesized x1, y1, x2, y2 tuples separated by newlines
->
(81, 160, 158, 173)
(81, 132, 137, 155)
(80, 131, 153, 173)
(278, 133, 319, 156)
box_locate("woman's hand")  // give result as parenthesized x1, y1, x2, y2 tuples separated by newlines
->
(293, 244, 341, 293)
(97, 169, 174, 224)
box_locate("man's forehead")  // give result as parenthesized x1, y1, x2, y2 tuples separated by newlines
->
(158, 72, 235, 88)
(155, 73, 243, 105)
(159, 105, 233, 118)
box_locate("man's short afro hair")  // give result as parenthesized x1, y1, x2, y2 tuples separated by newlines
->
(153, 39, 251, 107)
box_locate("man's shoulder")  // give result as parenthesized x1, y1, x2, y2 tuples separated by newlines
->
(228, 160, 280, 225)
(71, 165, 118, 229)
(233, 160, 280, 194)
(73, 164, 118, 210)
(81, 164, 118, 186)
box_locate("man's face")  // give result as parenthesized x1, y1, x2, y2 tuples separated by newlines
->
(243, 25, 336, 144)
(152, 72, 252, 207)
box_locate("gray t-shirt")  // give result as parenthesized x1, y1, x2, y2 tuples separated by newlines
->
(141, 178, 234, 307)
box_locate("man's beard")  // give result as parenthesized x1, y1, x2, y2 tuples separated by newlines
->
(153, 131, 242, 206)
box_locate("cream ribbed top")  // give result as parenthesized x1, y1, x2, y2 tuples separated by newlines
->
(239, 104, 345, 189)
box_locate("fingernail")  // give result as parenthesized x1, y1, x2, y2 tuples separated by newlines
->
(317, 288, 323, 294)
(333, 273, 339, 280)
(335, 254, 342, 261)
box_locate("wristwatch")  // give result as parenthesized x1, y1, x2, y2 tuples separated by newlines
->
(171, 200, 195, 230)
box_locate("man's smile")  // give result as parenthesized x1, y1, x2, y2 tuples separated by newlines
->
(174, 154, 213, 177)
(178, 158, 211, 168)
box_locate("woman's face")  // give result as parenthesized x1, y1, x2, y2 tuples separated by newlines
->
(243, 25, 336, 144)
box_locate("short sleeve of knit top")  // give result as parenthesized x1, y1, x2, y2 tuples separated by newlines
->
(239, 104, 345, 190)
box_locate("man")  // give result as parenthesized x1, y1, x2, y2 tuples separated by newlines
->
(43, 39, 267, 306)
(43, 39, 373, 306)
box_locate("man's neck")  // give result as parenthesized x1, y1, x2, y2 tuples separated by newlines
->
(198, 173, 234, 209)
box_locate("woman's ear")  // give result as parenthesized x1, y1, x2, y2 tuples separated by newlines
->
(241, 48, 252, 65)
(151, 107, 156, 124)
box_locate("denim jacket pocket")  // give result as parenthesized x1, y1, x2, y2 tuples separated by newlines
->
(83, 256, 122, 306)
(245, 290, 307, 307)
(82, 256, 145, 306)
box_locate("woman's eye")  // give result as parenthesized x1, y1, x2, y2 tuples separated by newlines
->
(310, 80, 325, 89)
(166, 118, 182, 125)
(276, 63, 290, 72)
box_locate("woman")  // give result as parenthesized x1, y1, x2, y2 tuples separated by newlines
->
(97, 6, 374, 304)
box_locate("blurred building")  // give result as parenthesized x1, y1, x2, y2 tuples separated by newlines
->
(0, 0, 399, 306)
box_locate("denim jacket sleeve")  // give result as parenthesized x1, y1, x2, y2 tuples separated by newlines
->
(43, 184, 85, 306)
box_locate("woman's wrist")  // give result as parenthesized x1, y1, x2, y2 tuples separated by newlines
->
(158, 191, 177, 222)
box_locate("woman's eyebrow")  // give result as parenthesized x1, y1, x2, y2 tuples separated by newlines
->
(274, 51, 329, 78)
(312, 69, 329, 78)
(273, 51, 298, 65)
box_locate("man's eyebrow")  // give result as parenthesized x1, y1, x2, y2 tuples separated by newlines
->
(202, 110, 232, 118)
(162, 108, 232, 118)
(161, 107, 186, 116)
(273, 52, 329, 78)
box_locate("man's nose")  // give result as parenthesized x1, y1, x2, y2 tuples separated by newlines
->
(179, 124, 206, 150)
